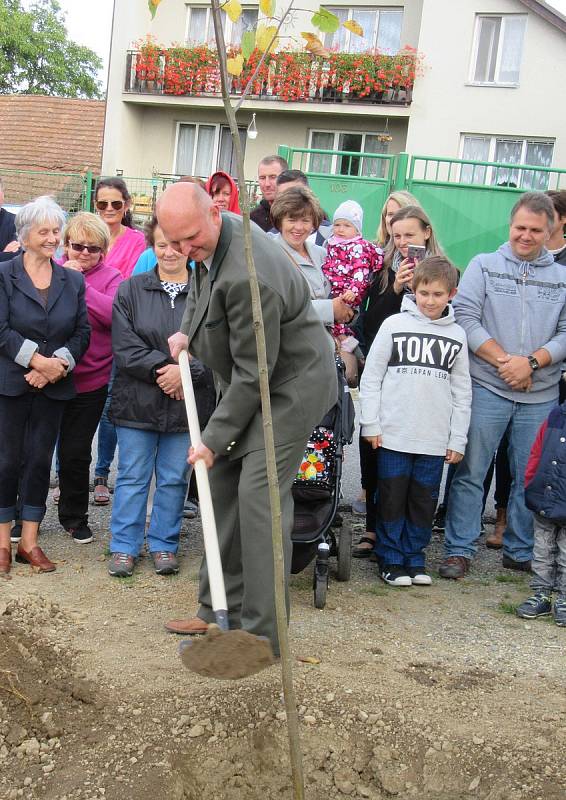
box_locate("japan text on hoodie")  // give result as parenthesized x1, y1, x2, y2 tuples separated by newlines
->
(452, 242, 566, 404)
(360, 295, 472, 456)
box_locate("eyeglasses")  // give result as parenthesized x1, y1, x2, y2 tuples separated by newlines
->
(69, 242, 103, 254)
(95, 200, 125, 211)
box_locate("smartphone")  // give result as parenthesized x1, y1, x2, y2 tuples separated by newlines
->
(407, 244, 426, 265)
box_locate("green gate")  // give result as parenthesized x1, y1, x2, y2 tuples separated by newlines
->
(278, 145, 397, 240)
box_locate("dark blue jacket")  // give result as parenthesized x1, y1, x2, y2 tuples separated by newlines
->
(525, 404, 566, 524)
(0, 254, 90, 399)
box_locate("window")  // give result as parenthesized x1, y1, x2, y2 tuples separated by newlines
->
(323, 7, 403, 54)
(175, 123, 247, 177)
(470, 15, 527, 85)
(460, 134, 554, 189)
(309, 130, 390, 178)
(185, 5, 257, 46)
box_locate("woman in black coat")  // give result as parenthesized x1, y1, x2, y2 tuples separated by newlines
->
(0, 196, 90, 574)
(107, 217, 213, 579)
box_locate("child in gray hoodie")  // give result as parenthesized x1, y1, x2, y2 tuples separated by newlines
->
(360, 257, 472, 586)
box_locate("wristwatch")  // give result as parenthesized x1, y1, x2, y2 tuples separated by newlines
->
(527, 355, 540, 372)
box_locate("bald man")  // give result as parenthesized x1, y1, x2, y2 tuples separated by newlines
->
(158, 183, 336, 654)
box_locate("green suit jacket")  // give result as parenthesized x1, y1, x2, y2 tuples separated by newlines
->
(180, 213, 337, 459)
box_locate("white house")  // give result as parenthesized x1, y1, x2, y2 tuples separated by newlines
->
(101, 0, 566, 182)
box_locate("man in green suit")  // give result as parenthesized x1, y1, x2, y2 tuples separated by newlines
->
(158, 183, 336, 654)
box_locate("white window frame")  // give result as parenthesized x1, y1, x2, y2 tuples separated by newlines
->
(307, 129, 390, 176)
(323, 6, 403, 54)
(185, 4, 259, 46)
(459, 134, 554, 188)
(173, 122, 247, 177)
(469, 14, 527, 87)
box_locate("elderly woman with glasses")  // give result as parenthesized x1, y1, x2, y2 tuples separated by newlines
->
(0, 196, 90, 574)
(55, 212, 122, 544)
(92, 178, 145, 505)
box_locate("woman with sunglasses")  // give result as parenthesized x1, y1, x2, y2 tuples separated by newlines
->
(54, 213, 122, 543)
(92, 178, 145, 505)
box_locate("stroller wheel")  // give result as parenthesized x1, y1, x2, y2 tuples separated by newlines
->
(336, 525, 352, 582)
(314, 573, 327, 609)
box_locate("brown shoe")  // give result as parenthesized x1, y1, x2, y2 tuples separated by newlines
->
(438, 555, 470, 579)
(93, 477, 110, 505)
(0, 547, 11, 575)
(486, 508, 506, 549)
(164, 616, 209, 635)
(15, 545, 56, 572)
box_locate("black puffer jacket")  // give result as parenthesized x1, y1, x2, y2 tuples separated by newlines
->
(110, 266, 214, 432)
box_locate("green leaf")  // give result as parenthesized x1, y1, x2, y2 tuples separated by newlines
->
(241, 30, 256, 61)
(311, 7, 340, 34)
(148, 0, 163, 19)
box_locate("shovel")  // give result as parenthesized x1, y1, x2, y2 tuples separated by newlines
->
(177, 350, 275, 679)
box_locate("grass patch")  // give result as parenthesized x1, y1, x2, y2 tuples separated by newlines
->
(362, 585, 388, 597)
(117, 575, 136, 588)
(498, 600, 518, 615)
(495, 573, 527, 584)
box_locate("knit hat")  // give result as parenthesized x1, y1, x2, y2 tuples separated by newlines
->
(333, 200, 363, 234)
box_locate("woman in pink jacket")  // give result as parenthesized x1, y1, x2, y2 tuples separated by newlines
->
(57, 213, 122, 543)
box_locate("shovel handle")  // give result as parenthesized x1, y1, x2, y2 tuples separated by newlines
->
(178, 350, 228, 630)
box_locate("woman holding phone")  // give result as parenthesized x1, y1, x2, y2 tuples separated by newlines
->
(353, 205, 444, 558)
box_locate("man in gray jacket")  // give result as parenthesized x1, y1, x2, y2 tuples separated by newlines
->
(440, 192, 566, 579)
(156, 183, 337, 654)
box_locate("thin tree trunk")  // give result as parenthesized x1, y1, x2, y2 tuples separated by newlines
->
(209, 2, 305, 799)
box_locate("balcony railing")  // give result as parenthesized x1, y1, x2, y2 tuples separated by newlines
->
(124, 47, 416, 106)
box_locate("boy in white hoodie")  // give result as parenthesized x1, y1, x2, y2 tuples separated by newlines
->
(360, 257, 472, 586)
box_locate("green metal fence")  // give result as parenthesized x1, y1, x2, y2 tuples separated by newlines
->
(3, 153, 565, 269)
(279, 145, 396, 241)
(278, 147, 566, 269)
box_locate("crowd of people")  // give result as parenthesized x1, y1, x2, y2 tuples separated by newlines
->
(1, 159, 566, 653)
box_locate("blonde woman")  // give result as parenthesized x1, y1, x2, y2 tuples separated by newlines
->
(375, 190, 421, 248)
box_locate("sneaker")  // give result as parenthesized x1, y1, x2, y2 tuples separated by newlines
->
(380, 565, 412, 587)
(10, 521, 22, 544)
(516, 592, 552, 619)
(502, 555, 531, 572)
(432, 505, 446, 532)
(553, 595, 566, 627)
(183, 500, 199, 519)
(439, 555, 470, 579)
(152, 551, 179, 575)
(407, 567, 432, 586)
(66, 522, 93, 544)
(108, 552, 134, 577)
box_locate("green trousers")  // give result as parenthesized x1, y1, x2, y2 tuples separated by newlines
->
(197, 437, 307, 655)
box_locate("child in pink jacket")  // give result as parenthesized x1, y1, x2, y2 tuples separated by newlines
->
(322, 200, 383, 385)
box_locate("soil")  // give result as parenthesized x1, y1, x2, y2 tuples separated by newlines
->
(1, 496, 566, 800)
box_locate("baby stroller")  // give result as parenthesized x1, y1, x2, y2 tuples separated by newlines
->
(291, 356, 356, 609)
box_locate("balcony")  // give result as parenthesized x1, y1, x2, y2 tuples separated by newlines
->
(124, 46, 416, 108)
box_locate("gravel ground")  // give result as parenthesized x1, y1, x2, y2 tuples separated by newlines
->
(0, 436, 564, 800)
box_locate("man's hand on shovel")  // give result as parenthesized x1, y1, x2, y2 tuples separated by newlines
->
(188, 442, 215, 469)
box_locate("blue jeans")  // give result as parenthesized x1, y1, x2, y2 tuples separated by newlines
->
(375, 448, 445, 568)
(95, 365, 116, 478)
(110, 426, 190, 557)
(444, 382, 556, 562)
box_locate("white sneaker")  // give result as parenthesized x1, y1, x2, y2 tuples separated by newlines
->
(408, 568, 432, 586)
(380, 565, 412, 587)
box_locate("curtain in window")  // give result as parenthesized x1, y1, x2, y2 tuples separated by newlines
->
(194, 126, 216, 178)
(361, 135, 388, 178)
(499, 16, 526, 83)
(522, 141, 553, 190)
(309, 132, 335, 173)
(176, 125, 196, 174)
(460, 136, 489, 184)
(377, 11, 402, 54)
(188, 8, 208, 44)
(231, 9, 258, 45)
(217, 127, 247, 174)
(350, 10, 378, 52)
(474, 17, 500, 83)
(323, 8, 347, 50)
(492, 139, 522, 187)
